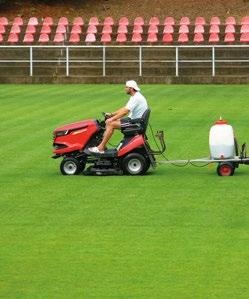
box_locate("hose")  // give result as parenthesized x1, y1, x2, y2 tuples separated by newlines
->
(149, 123, 210, 168)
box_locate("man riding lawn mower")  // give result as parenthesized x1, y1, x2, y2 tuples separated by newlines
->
(52, 81, 166, 176)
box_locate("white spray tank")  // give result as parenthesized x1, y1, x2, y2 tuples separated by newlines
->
(209, 118, 235, 159)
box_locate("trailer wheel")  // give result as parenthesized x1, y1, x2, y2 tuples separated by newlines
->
(217, 162, 235, 176)
(60, 157, 85, 175)
(122, 153, 149, 175)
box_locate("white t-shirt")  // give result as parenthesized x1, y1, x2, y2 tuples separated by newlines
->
(125, 91, 148, 119)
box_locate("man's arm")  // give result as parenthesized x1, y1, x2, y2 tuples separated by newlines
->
(109, 107, 129, 121)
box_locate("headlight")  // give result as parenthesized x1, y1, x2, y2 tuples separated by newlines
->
(53, 143, 68, 149)
(55, 130, 68, 137)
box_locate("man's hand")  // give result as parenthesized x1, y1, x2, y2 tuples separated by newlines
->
(105, 118, 113, 125)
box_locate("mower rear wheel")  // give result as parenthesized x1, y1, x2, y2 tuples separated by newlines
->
(60, 157, 84, 175)
(217, 162, 235, 176)
(122, 153, 149, 175)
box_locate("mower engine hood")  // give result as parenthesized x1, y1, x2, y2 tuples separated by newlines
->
(54, 119, 97, 134)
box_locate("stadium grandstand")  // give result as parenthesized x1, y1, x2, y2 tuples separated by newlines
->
(1, 0, 249, 83)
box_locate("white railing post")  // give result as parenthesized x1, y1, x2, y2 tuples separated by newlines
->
(103, 46, 106, 77)
(212, 46, 215, 77)
(29, 46, 33, 76)
(66, 46, 69, 76)
(139, 46, 142, 76)
(175, 47, 179, 77)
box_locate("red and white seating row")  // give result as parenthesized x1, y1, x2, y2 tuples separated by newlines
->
(2, 16, 249, 44)
(1, 15, 249, 26)
(2, 15, 249, 27)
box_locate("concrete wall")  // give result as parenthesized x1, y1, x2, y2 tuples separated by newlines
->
(1, 46, 249, 83)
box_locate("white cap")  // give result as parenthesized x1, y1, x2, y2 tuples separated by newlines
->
(126, 80, 140, 91)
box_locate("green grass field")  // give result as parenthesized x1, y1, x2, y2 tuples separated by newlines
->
(1, 84, 249, 298)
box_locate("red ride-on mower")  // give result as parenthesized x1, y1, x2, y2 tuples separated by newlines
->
(52, 109, 166, 176)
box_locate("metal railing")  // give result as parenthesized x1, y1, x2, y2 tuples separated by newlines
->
(1, 45, 249, 77)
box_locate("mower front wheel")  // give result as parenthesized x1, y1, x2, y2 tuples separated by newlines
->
(60, 157, 85, 175)
(217, 162, 235, 176)
(122, 153, 149, 175)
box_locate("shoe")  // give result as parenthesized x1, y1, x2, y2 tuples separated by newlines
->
(88, 146, 105, 154)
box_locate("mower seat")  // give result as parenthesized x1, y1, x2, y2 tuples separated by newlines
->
(121, 108, 151, 136)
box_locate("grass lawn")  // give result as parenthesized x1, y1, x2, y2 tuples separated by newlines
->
(0, 84, 249, 298)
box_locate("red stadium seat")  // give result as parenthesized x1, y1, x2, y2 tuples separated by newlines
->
(43, 17, 53, 26)
(148, 25, 158, 34)
(101, 33, 111, 43)
(162, 33, 173, 43)
(119, 17, 129, 26)
(87, 25, 97, 34)
(69, 33, 80, 43)
(58, 17, 68, 26)
(149, 16, 160, 26)
(178, 33, 189, 43)
(117, 25, 128, 34)
(56, 25, 66, 34)
(179, 25, 189, 34)
(133, 25, 143, 34)
(163, 25, 174, 34)
(241, 16, 249, 25)
(23, 33, 34, 43)
(0, 17, 8, 26)
(71, 25, 82, 34)
(209, 33, 219, 43)
(0, 33, 3, 42)
(240, 32, 249, 42)
(28, 17, 38, 26)
(85, 33, 96, 43)
(134, 17, 144, 26)
(194, 33, 204, 43)
(8, 33, 19, 43)
(73, 17, 84, 26)
(147, 33, 158, 43)
(224, 33, 235, 43)
(210, 24, 220, 34)
(180, 17, 190, 25)
(116, 33, 127, 43)
(225, 24, 235, 33)
(194, 25, 204, 34)
(226, 16, 236, 25)
(39, 33, 49, 43)
(26, 25, 36, 34)
(132, 32, 142, 43)
(195, 17, 205, 25)
(41, 25, 51, 34)
(13, 17, 23, 26)
(210, 16, 220, 25)
(164, 17, 175, 26)
(54, 33, 65, 43)
(89, 17, 99, 26)
(102, 25, 112, 34)
(0, 25, 5, 34)
(104, 17, 114, 26)
(240, 24, 249, 33)
(10, 24, 21, 34)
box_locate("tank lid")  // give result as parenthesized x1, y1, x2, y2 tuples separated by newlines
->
(215, 117, 228, 125)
